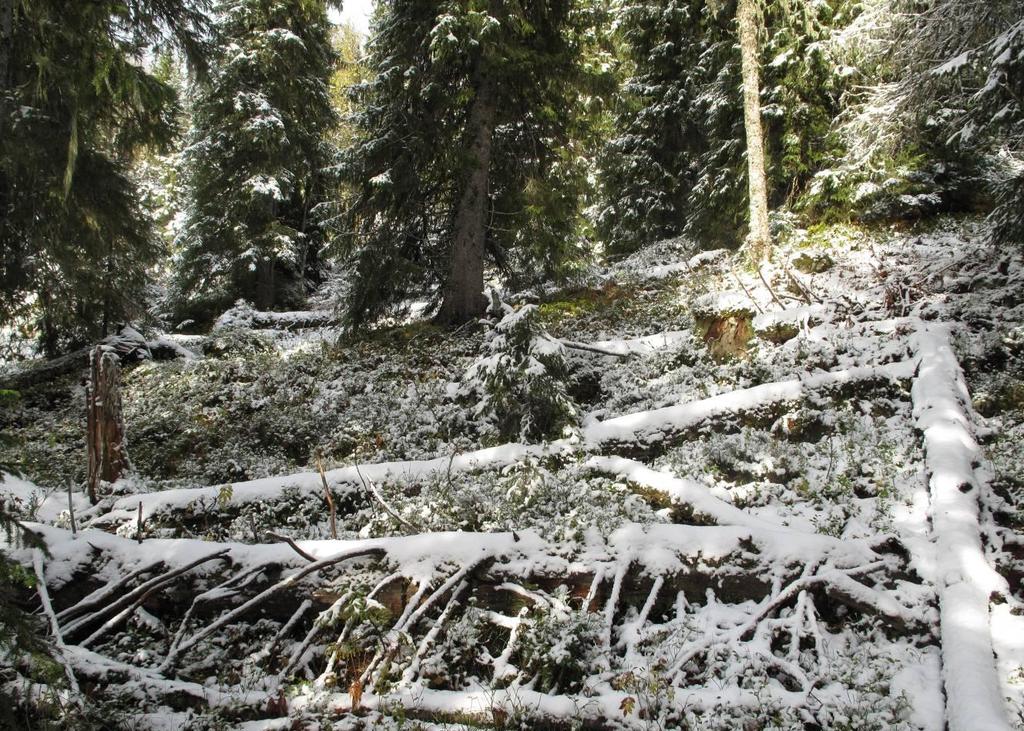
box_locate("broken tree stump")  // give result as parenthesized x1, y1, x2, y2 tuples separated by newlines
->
(86, 346, 130, 504)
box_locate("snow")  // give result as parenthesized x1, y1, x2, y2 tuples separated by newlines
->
(584, 360, 915, 447)
(1, 473, 89, 524)
(7, 220, 1024, 728)
(910, 324, 1012, 731)
(752, 304, 826, 332)
(87, 441, 566, 529)
(586, 330, 691, 356)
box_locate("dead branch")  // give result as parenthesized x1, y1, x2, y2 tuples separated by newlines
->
(732, 272, 765, 314)
(757, 267, 786, 309)
(33, 550, 82, 698)
(63, 549, 231, 641)
(402, 580, 469, 684)
(545, 334, 632, 358)
(57, 559, 166, 623)
(317, 457, 338, 539)
(161, 544, 385, 671)
(67, 482, 77, 536)
(784, 267, 819, 304)
(267, 531, 317, 563)
(666, 560, 891, 683)
(355, 464, 420, 531)
(165, 563, 272, 661)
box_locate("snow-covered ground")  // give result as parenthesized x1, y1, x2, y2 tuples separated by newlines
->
(2, 218, 1022, 729)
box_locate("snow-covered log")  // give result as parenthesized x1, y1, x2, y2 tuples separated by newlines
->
(910, 324, 1013, 731)
(583, 359, 915, 452)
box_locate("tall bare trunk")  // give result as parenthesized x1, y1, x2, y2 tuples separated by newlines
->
(437, 67, 496, 325)
(737, 0, 771, 261)
(87, 347, 129, 504)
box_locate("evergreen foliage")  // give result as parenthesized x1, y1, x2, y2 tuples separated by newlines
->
(815, 0, 1024, 230)
(598, 0, 859, 254)
(0, 0, 211, 356)
(882, 0, 1024, 243)
(595, 0, 708, 257)
(459, 295, 577, 442)
(171, 0, 340, 324)
(0, 391, 52, 729)
(337, 0, 609, 326)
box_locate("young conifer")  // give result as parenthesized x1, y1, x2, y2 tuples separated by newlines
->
(172, 0, 340, 323)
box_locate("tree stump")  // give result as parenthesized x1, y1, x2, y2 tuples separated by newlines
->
(87, 346, 129, 504)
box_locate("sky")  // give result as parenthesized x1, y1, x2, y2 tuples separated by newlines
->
(329, 0, 374, 36)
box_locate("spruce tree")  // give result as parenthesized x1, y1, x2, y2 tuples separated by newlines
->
(339, 0, 607, 326)
(0, 0, 210, 356)
(172, 0, 340, 323)
(598, 0, 855, 254)
(847, 0, 1024, 244)
(595, 0, 706, 257)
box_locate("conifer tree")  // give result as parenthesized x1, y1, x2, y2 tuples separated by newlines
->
(599, 0, 854, 254)
(848, 0, 1024, 244)
(339, 0, 607, 326)
(595, 0, 707, 257)
(172, 0, 340, 322)
(0, 0, 210, 356)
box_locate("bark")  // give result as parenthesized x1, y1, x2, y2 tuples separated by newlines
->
(737, 0, 771, 261)
(0, 0, 11, 117)
(0, 0, 12, 107)
(86, 347, 130, 504)
(255, 257, 276, 311)
(437, 66, 497, 326)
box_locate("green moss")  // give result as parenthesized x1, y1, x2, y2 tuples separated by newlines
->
(537, 282, 634, 324)
(792, 251, 834, 274)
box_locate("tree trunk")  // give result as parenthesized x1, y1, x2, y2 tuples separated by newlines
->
(437, 67, 497, 326)
(255, 257, 275, 310)
(737, 0, 771, 261)
(0, 0, 12, 116)
(87, 347, 129, 504)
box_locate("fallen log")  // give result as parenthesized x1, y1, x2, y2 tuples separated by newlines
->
(0, 328, 198, 390)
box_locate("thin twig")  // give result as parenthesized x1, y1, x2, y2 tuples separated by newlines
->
(785, 267, 819, 304)
(757, 267, 786, 309)
(732, 272, 765, 314)
(354, 464, 420, 530)
(267, 531, 318, 563)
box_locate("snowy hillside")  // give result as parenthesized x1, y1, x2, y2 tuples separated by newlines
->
(2, 218, 1022, 729)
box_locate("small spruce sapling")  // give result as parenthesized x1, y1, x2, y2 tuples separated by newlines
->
(458, 292, 578, 443)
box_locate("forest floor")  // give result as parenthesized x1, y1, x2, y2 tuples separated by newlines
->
(2, 216, 1023, 730)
